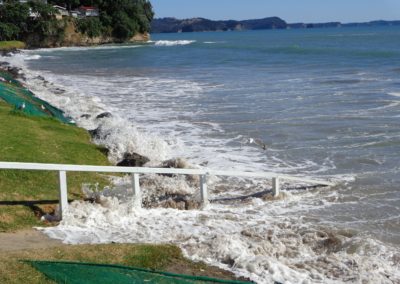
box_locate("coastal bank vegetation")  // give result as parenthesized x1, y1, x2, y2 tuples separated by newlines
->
(0, 0, 154, 47)
(0, 40, 25, 52)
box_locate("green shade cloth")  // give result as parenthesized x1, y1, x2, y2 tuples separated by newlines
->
(26, 260, 253, 284)
(0, 71, 74, 124)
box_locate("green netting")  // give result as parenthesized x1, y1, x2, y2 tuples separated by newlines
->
(26, 261, 253, 284)
(0, 70, 21, 85)
(0, 71, 74, 124)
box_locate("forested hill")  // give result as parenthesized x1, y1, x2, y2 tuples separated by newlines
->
(151, 17, 400, 33)
(151, 17, 287, 33)
(0, 0, 154, 46)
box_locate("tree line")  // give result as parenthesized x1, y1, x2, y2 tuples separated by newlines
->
(0, 0, 154, 43)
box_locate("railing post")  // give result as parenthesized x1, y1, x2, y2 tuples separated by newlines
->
(132, 173, 142, 208)
(200, 174, 209, 206)
(58, 170, 68, 219)
(272, 177, 280, 197)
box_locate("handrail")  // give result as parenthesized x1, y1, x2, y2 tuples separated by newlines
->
(0, 162, 335, 185)
(0, 161, 334, 219)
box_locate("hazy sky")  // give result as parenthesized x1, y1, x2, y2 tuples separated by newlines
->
(151, 0, 400, 23)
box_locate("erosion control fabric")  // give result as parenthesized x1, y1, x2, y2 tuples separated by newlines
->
(0, 71, 74, 124)
(26, 260, 253, 284)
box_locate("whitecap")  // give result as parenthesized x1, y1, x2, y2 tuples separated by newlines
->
(29, 45, 143, 53)
(388, 92, 400, 98)
(154, 40, 196, 46)
(23, 54, 41, 60)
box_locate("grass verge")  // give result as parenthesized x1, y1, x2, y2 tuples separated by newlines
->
(0, 41, 26, 52)
(0, 100, 111, 232)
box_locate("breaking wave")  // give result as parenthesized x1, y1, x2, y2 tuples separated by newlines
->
(153, 40, 196, 46)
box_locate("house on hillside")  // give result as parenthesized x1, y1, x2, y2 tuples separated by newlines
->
(0, 1, 99, 19)
(78, 6, 99, 17)
(53, 5, 69, 20)
(70, 10, 80, 18)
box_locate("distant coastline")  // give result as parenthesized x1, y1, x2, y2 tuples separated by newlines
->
(151, 17, 400, 33)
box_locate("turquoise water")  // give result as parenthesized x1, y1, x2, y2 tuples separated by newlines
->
(26, 27, 400, 247)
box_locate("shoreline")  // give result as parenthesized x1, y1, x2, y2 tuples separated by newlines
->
(25, 32, 151, 49)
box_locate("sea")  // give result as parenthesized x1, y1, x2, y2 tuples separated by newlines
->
(3, 26, 400, 283)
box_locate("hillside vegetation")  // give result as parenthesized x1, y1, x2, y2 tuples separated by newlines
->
(151, 17, 287, 33)
(151, 17, 400, 34)
(0, 0, 153, 46)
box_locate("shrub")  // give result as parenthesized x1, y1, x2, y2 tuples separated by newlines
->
(0, 23, 20, 41)
(77, 17, 103, 38)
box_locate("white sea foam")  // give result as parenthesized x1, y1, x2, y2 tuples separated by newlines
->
(40, 196, 400, 284)
(153, 40, 196, 46)
(23, 54, 42, 60)
(388, 92, 400, 98)
(35, 44, 143, 53)
(27, 70, 334, 175)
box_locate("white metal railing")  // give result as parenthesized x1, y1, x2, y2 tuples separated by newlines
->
(0, 162, 334, 219)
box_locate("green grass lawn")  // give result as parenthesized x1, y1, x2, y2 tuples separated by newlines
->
(0, 100, 111, 231)
(0, 41, 26, 51)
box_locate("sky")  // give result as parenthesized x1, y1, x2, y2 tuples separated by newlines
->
(151, 0, 400, 23)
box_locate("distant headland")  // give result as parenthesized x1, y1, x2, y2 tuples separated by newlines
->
(151, 17, 400, 33)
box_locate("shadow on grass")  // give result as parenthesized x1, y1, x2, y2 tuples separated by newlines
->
(0, 199, 72, 217)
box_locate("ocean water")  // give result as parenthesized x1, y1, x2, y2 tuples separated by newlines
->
(3, 27, 400, 283)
